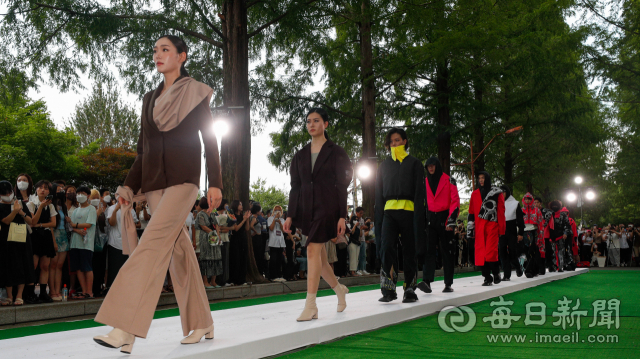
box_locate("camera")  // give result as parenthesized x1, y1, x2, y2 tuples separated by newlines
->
(45, 194, 53, 201)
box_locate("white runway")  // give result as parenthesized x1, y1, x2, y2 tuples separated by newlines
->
(0, 268, 588, 358)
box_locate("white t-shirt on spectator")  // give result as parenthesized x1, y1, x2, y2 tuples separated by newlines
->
(138, 208, 149, 229)
(267, 216, 286, 248)
(106, 205, 139, 250)
(185, 212, 194, 239)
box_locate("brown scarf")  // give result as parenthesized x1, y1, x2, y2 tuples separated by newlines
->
(153, 77, 213, 132)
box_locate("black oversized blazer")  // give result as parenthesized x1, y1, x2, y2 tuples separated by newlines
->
(124, 76, 222, 194)
(287, 140, 352, 241)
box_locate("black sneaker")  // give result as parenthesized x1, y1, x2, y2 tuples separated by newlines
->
(493, 274, 502, 285)
(525, 272, 534, 278)
(516, 265, 523, 277)
(482, 280, 493, 286)
(379, 291, 398, 302)
(503, 277, 511, 281)
(417, 281, 432, 293)
(442, 285, 454, 293)
(402, 288, 418, 303)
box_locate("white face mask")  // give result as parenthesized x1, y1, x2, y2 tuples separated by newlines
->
(103, 195, 112, 204)
(77, 194, 88, 204)
(17, 181, 28, 191)
(91, 199, 100, 207)
(1, 193, 15, 203)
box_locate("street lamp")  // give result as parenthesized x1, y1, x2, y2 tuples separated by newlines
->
(585, 190, 596, 200)
(358, 165, 371, 179)
(452, 125, 523, 190)
(574, 176, 583, 185)
(566, 176, 597, 227)
(566, 192, 577, 202)
(213, 120, 229, 137)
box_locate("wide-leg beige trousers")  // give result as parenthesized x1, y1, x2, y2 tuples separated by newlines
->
(95, 183, 212, 338)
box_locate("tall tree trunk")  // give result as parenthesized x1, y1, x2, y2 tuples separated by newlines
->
(360, 0, 376, 218)
(221, 0, 265, 284)
(473, 82, 485, 173)
(221, 0, 251, 207)
(504, 137, 514, 188)
(436, 59, 451, 175)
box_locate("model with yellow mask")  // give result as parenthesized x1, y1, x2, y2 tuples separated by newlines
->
(374, 128, 427, 303)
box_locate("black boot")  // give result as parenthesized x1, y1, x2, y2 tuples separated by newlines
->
(417, 281, 432, 293)
(443, 285, 454, 293)
(482, 276, 493, 286)
(515, 263, 523, 277)
(23, 284, 42, 305)
(39, 284, 53, 303)
(402, 288, 418, 303)
(379, 290, 398, 302)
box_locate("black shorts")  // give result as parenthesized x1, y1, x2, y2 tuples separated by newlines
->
(69, 248, 93, 272)
(31, 228, 56, 258)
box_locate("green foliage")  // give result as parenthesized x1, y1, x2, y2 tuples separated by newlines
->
(67, 78, 140, 150)
(249, 177, 289, 212)
(0, 96, 82, 183)
(77, 146, 137, 191)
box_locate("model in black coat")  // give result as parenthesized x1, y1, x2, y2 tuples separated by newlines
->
(284, 108, 352, 322)
(374, 128, 426, 303)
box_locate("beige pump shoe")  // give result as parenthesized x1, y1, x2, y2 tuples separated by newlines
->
(181, 324, 214, 344)
(333, 283, 349, 312)
(296, 293, 318, 321)
(93, 328, 136, 354)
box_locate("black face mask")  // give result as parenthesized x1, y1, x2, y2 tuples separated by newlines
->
(66, 193, 76, 201)
(551, 205, 561, 212)
(57, 192, 66, 201)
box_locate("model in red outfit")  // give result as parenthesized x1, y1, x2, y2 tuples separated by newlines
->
(467, 171, 505, 286)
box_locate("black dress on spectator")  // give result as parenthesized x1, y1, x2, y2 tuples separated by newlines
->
(30, 203, 56, 258)
(228, 214, 247, 285)
(0, 202, 36, 289)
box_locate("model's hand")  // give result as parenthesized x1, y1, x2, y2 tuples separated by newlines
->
(207, 187, 222, 213)
(337, 218, 346, 236)
(118, 196, 130, 207)
(446, 225, 455, 231)
(283, 217, 292, 233)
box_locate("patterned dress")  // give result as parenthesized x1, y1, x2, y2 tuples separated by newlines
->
(196, 211, 223, 277)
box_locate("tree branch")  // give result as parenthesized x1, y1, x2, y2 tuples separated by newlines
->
(248, 0, 318, 39)
(189, 0, 225, 40)
(254, 93, 363, 121)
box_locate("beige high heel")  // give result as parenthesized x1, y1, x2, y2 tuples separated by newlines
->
(297, 293, 318, 321)
(93, 328, 135, 354)
(181, 324, 215, 344)
(333, 283, 349, 312)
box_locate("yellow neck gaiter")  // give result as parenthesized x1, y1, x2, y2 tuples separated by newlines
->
(390, 145, 408, 163)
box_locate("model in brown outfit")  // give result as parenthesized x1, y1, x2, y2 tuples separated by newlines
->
(284, 108, 352, 321)
(93, 35, 222, 354)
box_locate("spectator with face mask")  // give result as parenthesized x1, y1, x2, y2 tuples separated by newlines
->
(0, 180, 36, 306)
(68, 186, 97, 298)
(268, 205, 287, 282)
(14, 174, 33, 206)
(27, 180, 58, 303)
(50, 182, 70, 301)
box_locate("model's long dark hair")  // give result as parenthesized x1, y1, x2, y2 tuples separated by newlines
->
(157, 34, 190, 77)
(306, 107, 330, 140)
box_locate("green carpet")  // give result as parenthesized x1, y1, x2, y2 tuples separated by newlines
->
(277, 270, 639, 358)
(0, 271, 481, 340)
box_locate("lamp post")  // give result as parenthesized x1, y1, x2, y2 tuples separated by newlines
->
(565, 176, 596, 227)
(452, 126, 523, 190)
(350, 157, 376, 211)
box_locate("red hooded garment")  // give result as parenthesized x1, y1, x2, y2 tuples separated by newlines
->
(468, 172, 505, 266)
(426, 172, 460, 223)
(522, 192, 545, 258)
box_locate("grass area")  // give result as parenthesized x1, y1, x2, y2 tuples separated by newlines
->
(277, 270, 639, 359)
(0, 271, 481, 341)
